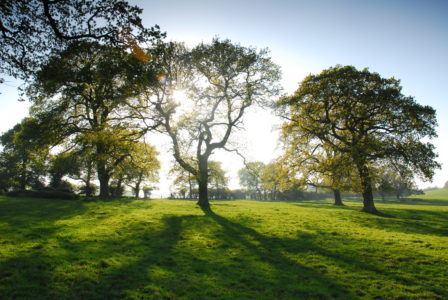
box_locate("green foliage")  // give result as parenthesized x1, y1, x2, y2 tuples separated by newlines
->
(118, 141, 160, 198)
(0, 196, 447, 298)
(147, 39, 281, 206)
(279, 134, 359, 193)
(207, 161, 229, 189)
(238, 161, 310, 201)
(78, 184, 98, 197)
(0, 0, 163, 80)
(238, 161, 266, 199)
(27, 41, 159, 198)
(375, 163, 419, 200)
(48, 152, 80, 189)
(170, 163, 197, 199)
(0, 118, 50, 190)
(277, 65, 440, 213)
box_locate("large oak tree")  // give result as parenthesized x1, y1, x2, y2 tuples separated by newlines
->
(145, 40, 281, 209)
(278, 65, 440, 213)
(27, 41, 158, 198)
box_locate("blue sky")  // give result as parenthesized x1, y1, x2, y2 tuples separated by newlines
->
(0, 0, 446, 190)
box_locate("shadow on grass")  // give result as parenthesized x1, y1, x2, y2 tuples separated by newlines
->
(354, 208, 448, 237)
(0, 202, 355, 299)
(392, 197, 448, 206)
(0, 196, 88, 227)
(346, 196, 448, 206)
(1, 199, 447, 299)
(292, 200, 448, 237)
(77, 208, 354, 299)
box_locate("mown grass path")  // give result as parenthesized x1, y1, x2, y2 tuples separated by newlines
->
(0, 196, 447, 299)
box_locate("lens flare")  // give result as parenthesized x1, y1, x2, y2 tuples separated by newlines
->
(157, 74, 167, 84)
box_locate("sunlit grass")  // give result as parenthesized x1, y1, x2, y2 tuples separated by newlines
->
(414, 188, 448, 200)
(0, 196, 447, 299)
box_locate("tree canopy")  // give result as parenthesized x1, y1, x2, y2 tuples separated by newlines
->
(0, 0, 163, 81)
(0, 118, 50, 190)
(27, 41, 159, 198)
(277, 65, 440, 213)
(145, 39, 281, 208)
(238, 161, 266, 200)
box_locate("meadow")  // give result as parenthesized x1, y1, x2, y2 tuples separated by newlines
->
(0, 194, 447, 299)
(410, 188, 448, 201)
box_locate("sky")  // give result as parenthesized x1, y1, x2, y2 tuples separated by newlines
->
(0, 0, 447, 195)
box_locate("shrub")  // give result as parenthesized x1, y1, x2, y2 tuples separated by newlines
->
(5, 189, 79, 200)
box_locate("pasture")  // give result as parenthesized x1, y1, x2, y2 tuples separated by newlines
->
(0, 195, 447, 299)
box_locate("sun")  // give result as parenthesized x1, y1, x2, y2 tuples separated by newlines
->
(172, 89, 188, 103)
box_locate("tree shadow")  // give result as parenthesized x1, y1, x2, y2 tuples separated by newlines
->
(377, 197, 448, 206)
(1, 199, 446, 299)
(353, 208, 448, 237)
(293, 200, 448, 237)
(72, 207, 352, 298)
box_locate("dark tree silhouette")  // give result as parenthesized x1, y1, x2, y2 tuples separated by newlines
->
(0, 0, 163, 81)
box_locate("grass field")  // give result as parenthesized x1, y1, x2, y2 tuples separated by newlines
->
(414, 188, 448, 200)
(0, 195, 447, 299)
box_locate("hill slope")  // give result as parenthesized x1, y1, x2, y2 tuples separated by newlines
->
(418, 188, 448, 200)
(0, 197, 447, 299)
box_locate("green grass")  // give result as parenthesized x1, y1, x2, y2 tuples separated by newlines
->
(0, 196, 447, 299)
(416, 188, 448, 200)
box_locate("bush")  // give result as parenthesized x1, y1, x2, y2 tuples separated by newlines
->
(5, 189, 79, 200)
(78, 184, 98, 196)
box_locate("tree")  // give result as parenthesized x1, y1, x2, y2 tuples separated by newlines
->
(145, 39, 281, 208)
(52, 146, 98, 196)
(207, 161, 229, 200)
(27, 41, 158, 198)
(238, 161, 266, 200)
(279, 131, 359, 205)
(1, 0, 163, 81)
(142, 186, 155, 199)
(121, 142, 160, 198)
(0, 118, 50, 190)
(170, 163, 197, 199)
(170, 160, 228, 200)
(277, 65, 440, 213)
(376, 163, 419, 201)
(261, 162, 283, 201)
(48, 152, 80, 190)
(71, 151, 97, 197)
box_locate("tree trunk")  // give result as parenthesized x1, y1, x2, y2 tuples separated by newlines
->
(115, 176, 123, 198)
(98, 174, 110, 199)
(96, 142, 110, 199)
(134, 172, 143, 198)
(357, 164, 378, 214)
(188, 177, 193, 199)
(196, 158, 210, 209)
(333, 189, 344, 206)
(134, 182, 141, 198)
(97, 160, 110, 199)
(20, 159, 27, 190)
(85, 161, 93, 196)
